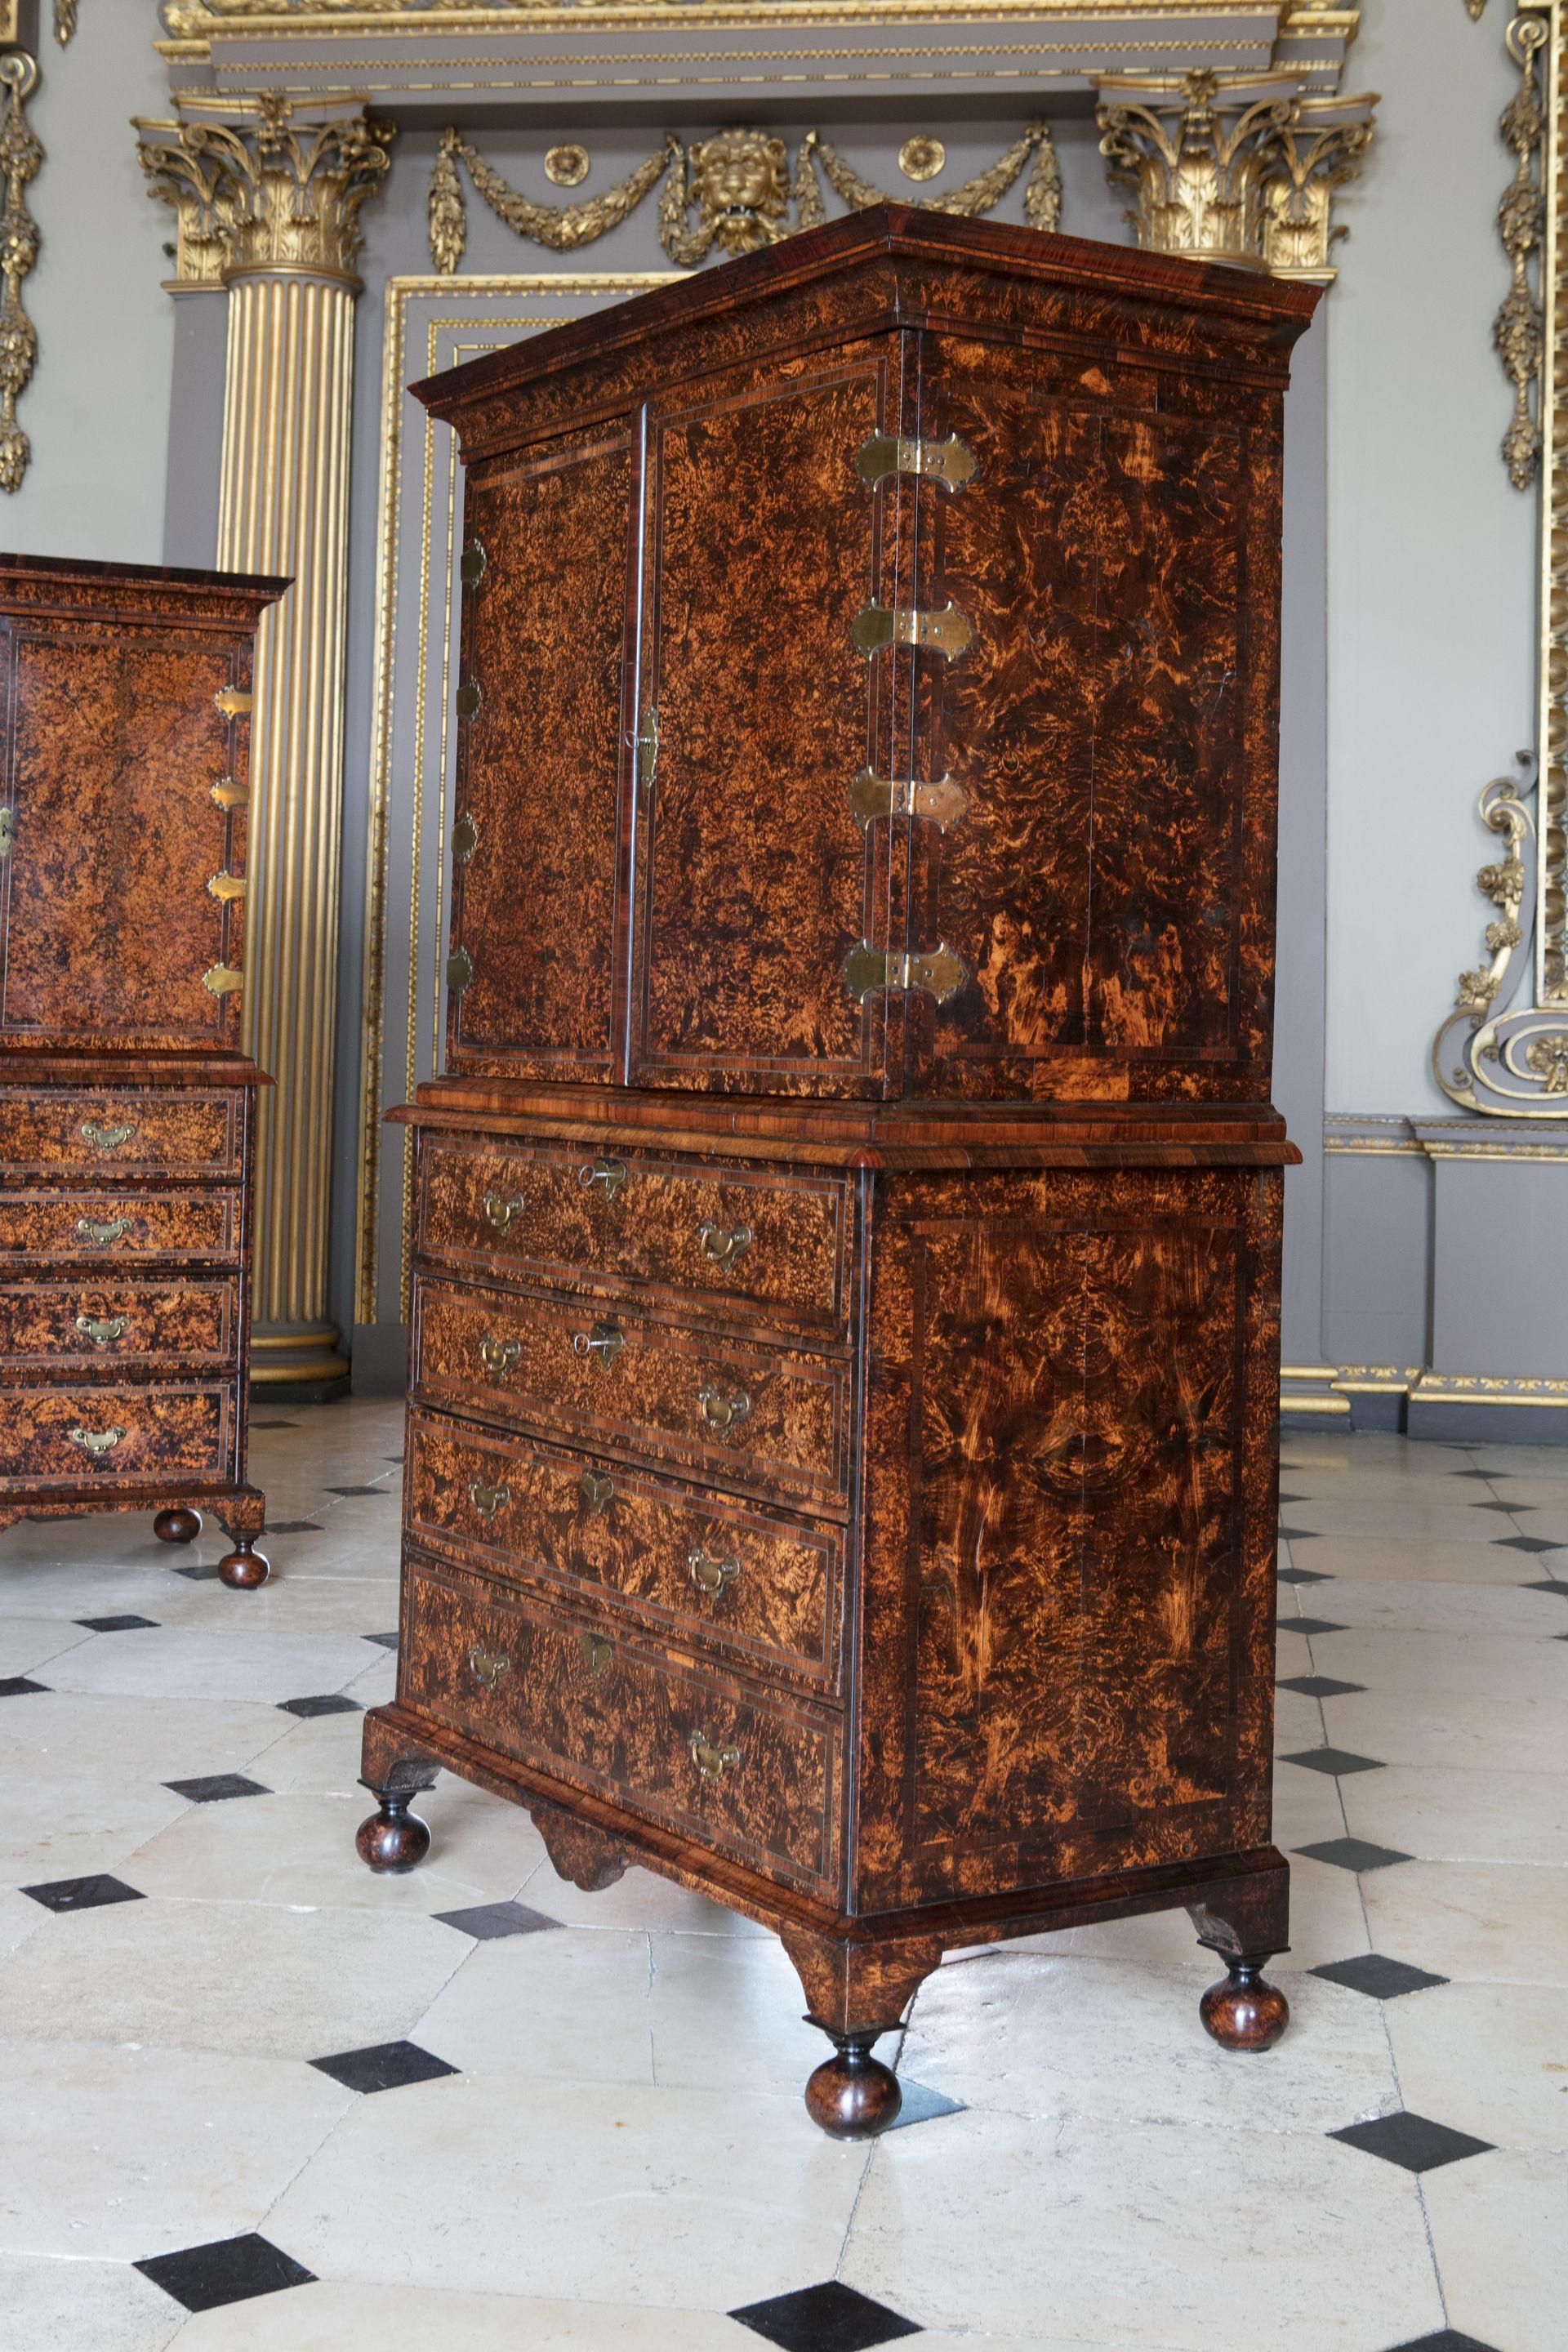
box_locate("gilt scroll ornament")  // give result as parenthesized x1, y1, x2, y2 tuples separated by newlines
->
(0, 50, 40, 493)
(136, 96, 394, 288)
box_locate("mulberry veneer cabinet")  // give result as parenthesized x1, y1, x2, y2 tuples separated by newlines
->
(357, 208, 1321, 2135)
(0, 555, 286, 1591)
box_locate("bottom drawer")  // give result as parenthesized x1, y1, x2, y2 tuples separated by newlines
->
(401, 1550, 842, 1898)
(0, 1383, 236, 1486)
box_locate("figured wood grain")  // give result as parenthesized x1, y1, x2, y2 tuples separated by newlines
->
(0, 1089, 238, 1174)
(406, 1404, 842, 1689)
(0, 1277, 237, 1366)
(0, 1190, 238, 1262)
(0, 1382, 234, 1485)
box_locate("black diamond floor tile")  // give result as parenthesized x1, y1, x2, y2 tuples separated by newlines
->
(22, 1872, 145, 1913)
(1276, 1490, 1308, 1503)
(164, 1772, 271, 1803)
(1277, 1565, 1332, 1586)
(326, 1485, 389, 1497)
(1448, 1467, 1497, 1480)
(1281, 1747, 1386, 1777)
(1471, 1498, 1538, 1513)
(75, 1613, 158, 1633)
(249, 1419, 299, 1431)
(1312, 1953, 1450, 2000)
(1296, 1836, 1414, 1872)
(1493, 1533, 1565, 1553)
(1521, 1578, 1568, 1596)
(278, 1692, 363, 1718)
(173, 1561, 220, 1581)
(1330, 2109, 1494, 2174)
(309, 2038, 460, 2096)
(0, 1675, 47, 1698)
(884, 2077, 965, 2132)
(135, 2233, 316, 2314)
(433, 1900, 564, 1940)
(1276, 1615, 1348, 1637)
(265, 1520, 324, 1535)
(363, 1631, 399, 1650)
(1277, 1526, 1324, 1543)
(728, 2280, 923, 2350)
(384, 1454, 403, 1463)
(1278, 1674, 1366, 1699)
(1386, 2332, 1505, 2352)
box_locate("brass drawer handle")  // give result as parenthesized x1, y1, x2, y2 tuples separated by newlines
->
(77, 1217, 131, 1248)
(75, 1314, 128, 1348)
(579, 1632, 613, 1677)
(579, 1469, 615, 1513)
(468, 1645, 510, 1689)
(79, 1120, 137, 1153)
(479, 1334, 521, 1376)
(483, 1188, 525, 1232)
(697, 1220, 753, 1276)
(698, 1383, 751, 1434)
(688, 1544, 741, 1600)
(689, 1728, 741, 1782)
(579, 1155, 627, 1201)
(572, 1321, 625, 1368)
(469, 1479, 510, 1519)
(67, 1425, 126, 1459)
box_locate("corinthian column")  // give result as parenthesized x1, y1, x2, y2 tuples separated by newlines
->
(139, 96, 393, 1393)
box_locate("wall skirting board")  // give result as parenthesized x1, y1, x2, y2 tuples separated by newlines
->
(1288, 1114, 1568, 1440)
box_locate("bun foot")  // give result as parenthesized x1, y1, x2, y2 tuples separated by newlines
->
(1200, 1957, 1290, 2052)
(804, 2034, 902, 2139)
(154, 1508, 202, 1544)
(357, 1790, 431, 1874)
(216, 1539, 269, 1590)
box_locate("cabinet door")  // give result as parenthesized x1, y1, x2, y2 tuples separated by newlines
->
(921, 368, 1258, 1099)
(448, 429, 638, 1079)
(0, 623, 240, 1045)
(629, 349, 901, 1095)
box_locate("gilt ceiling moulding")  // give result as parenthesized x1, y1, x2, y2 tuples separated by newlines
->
(1435, 0, 1568, 1116)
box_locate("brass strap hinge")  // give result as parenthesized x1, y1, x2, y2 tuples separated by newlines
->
(461, 538, 488, 588)
(848, 768, 969, 830)
(0, 807, 11, 858)
(214, 686, 252, 720)
(447, 946, 474, 993)
(852, 602, 973, 662)
(207, 871, 246, 903)
(856, 431, 977, 493)
(210, 776, 247, 813)
(455, 680, 483, 719)
(203, 963, 243, 996)
(842, 940, 967, 1004)
(452, 812, 479, 864)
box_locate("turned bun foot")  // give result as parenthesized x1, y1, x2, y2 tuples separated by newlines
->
(1200, 1957, 1289, 2052)
(804, 2036, 902, 2139)
(154, 1508, 202, 1544)
(216, 1539, 270, 1591)
(357, 1791, 431, 1873)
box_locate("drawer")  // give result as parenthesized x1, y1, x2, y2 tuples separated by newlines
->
(417, 1134, 849, 1334)
(401, 1551, 843, 1897)
(411, 1276, 850, 1512)
(0, 1279, 238, 1369)
(0, 1383, 236, 1486)
(0, 1191, 238, 1263)
(406, 1406, 842, 1690)
(0, 1091, 240, 1177)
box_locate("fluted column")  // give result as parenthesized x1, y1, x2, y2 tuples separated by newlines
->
(139, 97, 393, 1389)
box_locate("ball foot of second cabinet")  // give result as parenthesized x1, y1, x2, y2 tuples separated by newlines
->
(154, 1508, 202, 1545)
(356, 1787, 433, 1874)
(217, 1537, 270, 1590)
(804, 2034, 903, 2140)
(1198, 1956, 1290, 2052)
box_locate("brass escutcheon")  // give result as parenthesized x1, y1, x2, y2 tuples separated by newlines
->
(579, 1469, 615, 1513)
(483, 1189, 525, 1232)
(688, 1728, 741, 1782)
(468, 1645, 510, 1689)
(79, 1120, 136, 1152)
(697, 1220, 752, 1276)
(579, 1156, 627, 1201)
(688, 1544, 741, 1600)
(67, 1425, 125, 1459)
(75, 1314, 127, 1348)
(579, 1632, 613, 1677)
(469, 1479, 510, 1519)
(77, 1217, 130, 1248)
(697, 1383, 751, 1435)
(572, 1321, 625, 1368)
(479, 1334, 521, 1376)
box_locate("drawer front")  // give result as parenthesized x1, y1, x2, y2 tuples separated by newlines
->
(0, 1383, 235, 1486)
(0, 1192, 238, 1263)
(418, 1135, 849, 1334)
(402, 1552, 842, 1896)
(0, 1279, 238, 1368)
(0, 1091, 240, 1177)
(407, 1408, 842, 1690)
(411, 1277, 849, 1512)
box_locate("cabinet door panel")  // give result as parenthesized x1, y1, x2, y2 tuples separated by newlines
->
(449, 432, 636, 1077)
(0, 628, 234, 1042)
(631, 357, 890, 1094)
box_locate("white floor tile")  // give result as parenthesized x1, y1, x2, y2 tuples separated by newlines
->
(0, 2250, 183, 2351)
(174, 2281, 749, 2350)
(1385, 1980, 1568, 2153)
(1424, 2147, 1568, 2352)
(1361, 1860, 1568, 1987)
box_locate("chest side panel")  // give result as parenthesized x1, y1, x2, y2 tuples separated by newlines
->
(855, 1165, 1281, 1911)
(449, 431, 636, 1076)
(0, 625, 238, 1044)
(631, 349, 896, 1094)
